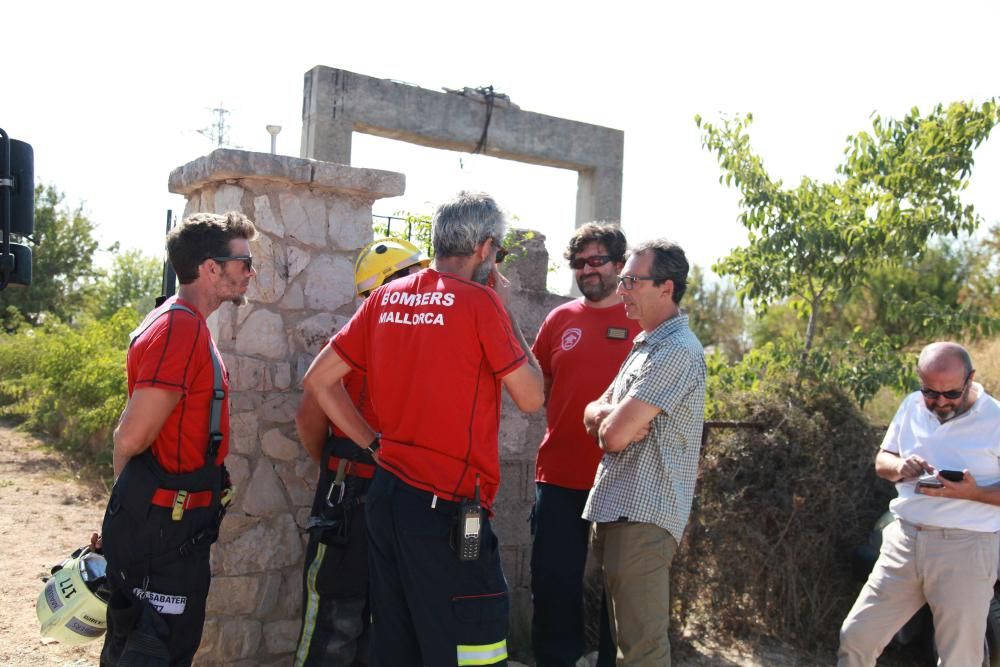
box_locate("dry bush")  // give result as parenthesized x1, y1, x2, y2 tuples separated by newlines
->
(967, 336, 1000, 397)
(671, 382, 893, 650)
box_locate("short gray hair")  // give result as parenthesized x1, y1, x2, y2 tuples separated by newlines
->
(632, 239, 690, 304)
(432, 191, 507, 259)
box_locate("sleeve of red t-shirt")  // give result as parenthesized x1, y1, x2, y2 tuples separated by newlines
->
(132, 311, 206, 395)
(330, 297, 372, 373)
(476, 288, 527, 379)
(532, 312, 554, 380)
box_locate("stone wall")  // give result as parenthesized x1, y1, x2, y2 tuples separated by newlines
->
(168, 148, 570, 665)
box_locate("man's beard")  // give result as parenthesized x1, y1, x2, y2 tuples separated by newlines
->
(577, 272, 616, 302)
(472, 259, 493, 285)
(932, 387, 972, 423)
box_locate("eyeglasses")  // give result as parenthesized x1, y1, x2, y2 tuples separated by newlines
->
(569, 255, 613, 270)
(212, 255, 254, 272)
(919, 372, 972, 400)
(616, 274, 655, 290)
(494, 246, 508, 264)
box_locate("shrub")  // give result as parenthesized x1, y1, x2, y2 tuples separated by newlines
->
(0, 308, 138, 469)
(672, 378, 893, 649)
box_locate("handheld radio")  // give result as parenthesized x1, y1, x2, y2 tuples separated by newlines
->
(458, 474, 483, 561)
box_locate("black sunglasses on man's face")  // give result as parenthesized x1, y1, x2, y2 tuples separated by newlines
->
(569, 255, 613, 270)
(919, 372, 972, 400)
(212, 255, 254, 272)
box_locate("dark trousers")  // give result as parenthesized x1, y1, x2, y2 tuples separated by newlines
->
(531, 482, 616, 667)
(294, 475, 371, 667)
(366, 468, 509, 667)
(99, 503, 214, 666)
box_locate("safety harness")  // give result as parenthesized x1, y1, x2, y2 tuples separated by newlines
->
(307, 437, 375, 541)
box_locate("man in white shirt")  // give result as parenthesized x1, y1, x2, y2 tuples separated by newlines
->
(838, 341, 1000, 666)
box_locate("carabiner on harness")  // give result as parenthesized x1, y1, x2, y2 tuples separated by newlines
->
(326, 480, 346, 507)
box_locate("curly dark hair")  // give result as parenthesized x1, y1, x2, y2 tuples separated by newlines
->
(564, 222, 628, 264)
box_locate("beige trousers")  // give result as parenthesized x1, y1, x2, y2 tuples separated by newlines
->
(591, 521, 678, 667)
(838, 519, 999, 667)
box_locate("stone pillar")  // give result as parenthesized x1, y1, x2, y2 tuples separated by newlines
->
(168, 149, 404, 666)
(493, 231, 572, 657)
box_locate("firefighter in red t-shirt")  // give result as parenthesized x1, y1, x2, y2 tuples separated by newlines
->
(529, 223, 641, 667)
(292, 238, 429, 667)
(302, 192, 544, 667)
(98, 212, 257, 667)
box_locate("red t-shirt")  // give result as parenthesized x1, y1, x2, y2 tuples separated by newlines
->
(127, 296, 230, 474)
(330, 371, 380, 439)
(532, 299, 640, 490)
(331, 268, 526, 508)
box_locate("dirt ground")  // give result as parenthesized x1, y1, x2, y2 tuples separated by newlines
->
(1, 422, 105, 666)
(2, 423, 919, 666)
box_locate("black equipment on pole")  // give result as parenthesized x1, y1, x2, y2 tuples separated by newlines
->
(0, 128, 34, 290)
(154, 210, 177, 307)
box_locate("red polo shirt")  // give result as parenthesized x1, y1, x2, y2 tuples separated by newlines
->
(127, 296, 230, 474)
(330, 268, 526, 508)
(532, 299, 640, 489)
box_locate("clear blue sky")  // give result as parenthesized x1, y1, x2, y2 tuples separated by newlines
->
(5, 1, 999, 292)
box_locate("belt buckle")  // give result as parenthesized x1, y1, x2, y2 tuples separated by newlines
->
(172, 490, 188, 521)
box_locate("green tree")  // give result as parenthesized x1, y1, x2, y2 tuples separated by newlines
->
(0, 184, 101, 325)
(697, 101, 1000, 401)
(686, 265, 747, 360)
(93, 249, 162, 319)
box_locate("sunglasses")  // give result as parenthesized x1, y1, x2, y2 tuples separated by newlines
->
(494, 246, 508, 264)
(919, 372, 972, 400)
(569, 255, 613, 270)
(616, 274, 655, 290)
(212, 255, 254, 271)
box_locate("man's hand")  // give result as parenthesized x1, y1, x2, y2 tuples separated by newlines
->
(916, 469, 1000, 506)
(584, 403, 613, 438)
(876, 450, 931, 483)
(490, 268, 512, 307)
(90, 532, 103, 552)
(631, 421, 651, 442)
(918, 469, 977, 499)
(897, 454, 933, 481)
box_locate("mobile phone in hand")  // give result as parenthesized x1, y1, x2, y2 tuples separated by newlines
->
(916, 470, 965, 488)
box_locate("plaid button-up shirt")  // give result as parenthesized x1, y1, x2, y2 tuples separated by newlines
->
(583, 313, 706, 542)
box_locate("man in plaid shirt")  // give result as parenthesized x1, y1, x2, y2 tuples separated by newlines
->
(582, 239, 706, 667)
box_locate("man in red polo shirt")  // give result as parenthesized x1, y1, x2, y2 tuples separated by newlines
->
(293, 237, 429, 667)
(303, 191, 544, 667)
(530, 223, 640, 667)
(98, 211, 257, 667)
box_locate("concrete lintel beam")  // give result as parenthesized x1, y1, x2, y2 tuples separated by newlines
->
(168, 148, 405, 201)
(301, 66, 623, 174)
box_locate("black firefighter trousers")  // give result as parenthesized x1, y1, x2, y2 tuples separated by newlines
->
(365, 468, 509, 667)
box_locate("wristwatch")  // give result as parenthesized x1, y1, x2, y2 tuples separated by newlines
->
(365, 434, 381, 457)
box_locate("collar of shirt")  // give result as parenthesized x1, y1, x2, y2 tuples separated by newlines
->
(633, 312, 690, 347)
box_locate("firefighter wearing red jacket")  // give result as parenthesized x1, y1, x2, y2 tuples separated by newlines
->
(303, 191, 544, 667)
